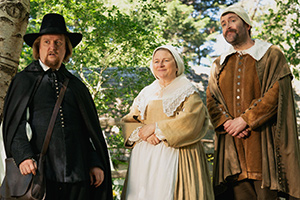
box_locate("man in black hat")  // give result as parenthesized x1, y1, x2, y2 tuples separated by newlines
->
(2, 13, 113, 200)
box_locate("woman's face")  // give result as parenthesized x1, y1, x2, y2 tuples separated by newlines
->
(152, 49, 178, 83)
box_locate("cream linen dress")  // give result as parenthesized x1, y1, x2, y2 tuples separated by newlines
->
(121, 75, 214, 200)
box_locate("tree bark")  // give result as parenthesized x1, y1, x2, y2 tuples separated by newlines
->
(0, 0, 30, 121)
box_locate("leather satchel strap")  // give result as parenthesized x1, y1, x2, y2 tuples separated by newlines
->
(40, 78, 69, 156)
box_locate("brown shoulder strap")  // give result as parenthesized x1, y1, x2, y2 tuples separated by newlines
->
(40, 78, 69, 156)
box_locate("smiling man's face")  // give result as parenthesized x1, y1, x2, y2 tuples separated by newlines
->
(220, 13, 250, 46)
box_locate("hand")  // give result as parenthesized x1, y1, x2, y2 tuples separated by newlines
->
(89, 167, 104, 188)
(146, 134, 161, 145)
(19, 159, 37, 175)
(236, 128, 251, 139)
(138, 123, 156, 141)
(224, 117, 248, 137)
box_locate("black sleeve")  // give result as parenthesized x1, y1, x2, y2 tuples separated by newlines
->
(11, 110, 35, 166)
(88, 138, 105, 170)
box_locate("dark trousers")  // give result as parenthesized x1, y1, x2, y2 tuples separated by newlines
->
(215, 179, 278, 200)
(45, 180, 90, 200)
(215, 179, 300, 200)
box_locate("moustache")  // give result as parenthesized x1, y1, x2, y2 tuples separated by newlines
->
(48, 51, 58, 55)
(225, 29, 237, 36)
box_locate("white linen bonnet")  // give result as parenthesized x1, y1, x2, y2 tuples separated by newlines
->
(149, 45, 185, 79)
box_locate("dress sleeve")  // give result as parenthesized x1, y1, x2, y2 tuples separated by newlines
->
(121, 104, 143, 148)
(241, 81, 279, 130)
(206, 86, 232, 134)
(154, 123, 166, 140)
(157, 93, 210, 148)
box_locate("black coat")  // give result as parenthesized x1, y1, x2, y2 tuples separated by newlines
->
(2, 61, 113, 200)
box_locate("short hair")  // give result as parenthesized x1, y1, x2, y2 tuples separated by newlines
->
(32, 34, 73, 63)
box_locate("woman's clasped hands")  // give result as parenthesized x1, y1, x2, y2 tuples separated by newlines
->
(138, 123, 161, 145)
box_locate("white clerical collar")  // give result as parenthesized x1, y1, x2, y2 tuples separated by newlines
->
(220, 39, 272, 65)
(39, 59, 59, 71)
(39, 60, 50, 71)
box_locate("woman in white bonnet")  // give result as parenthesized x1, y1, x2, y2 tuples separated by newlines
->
(121, 45, 214, 200)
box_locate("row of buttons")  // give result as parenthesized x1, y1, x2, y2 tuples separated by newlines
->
(218, 106, 229, 118)
(236, 56, 242, 114)
(54, 78, 65, 128)
(276, 94, 283, 188)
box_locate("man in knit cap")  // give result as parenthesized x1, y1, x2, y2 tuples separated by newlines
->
(206, 4, 300, 200)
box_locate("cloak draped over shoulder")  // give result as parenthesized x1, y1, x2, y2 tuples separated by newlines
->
(208, 44, 300, 198)
(2, 61, 113, 200)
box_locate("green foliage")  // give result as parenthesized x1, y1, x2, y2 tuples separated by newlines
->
(21, 0, 225, 118)
(207, 153, 214, 162)
(112, 178, 124, 199)
(181, 0, 239, 19)
(161, 0, 218, 65)
(107, 133, 129, 167)
(21, 0, 166, 117)
(257, 0, 300, 79)
(178, 0, 239, 65)
(107, 132, 127, 199)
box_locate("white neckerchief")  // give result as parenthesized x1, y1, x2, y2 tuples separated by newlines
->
(39, 59, 50, 71)
(39, 59, 59, 71)
(133, 74, 199, 120)
(220, 39, 272, 65)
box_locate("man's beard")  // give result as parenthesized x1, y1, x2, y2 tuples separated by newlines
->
(44, 53, 61, 69)
(45, 58, 60, 69)
(224, 29, 239, 45)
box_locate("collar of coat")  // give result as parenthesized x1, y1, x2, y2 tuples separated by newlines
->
(24, 60, 73, 79)
(208, 44, 292, 115)
(220, 39, 272, 65)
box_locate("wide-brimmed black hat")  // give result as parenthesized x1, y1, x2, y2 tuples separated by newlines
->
(23, 13, 82, 48)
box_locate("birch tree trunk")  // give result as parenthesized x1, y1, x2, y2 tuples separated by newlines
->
(0, 0, 30, 121)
